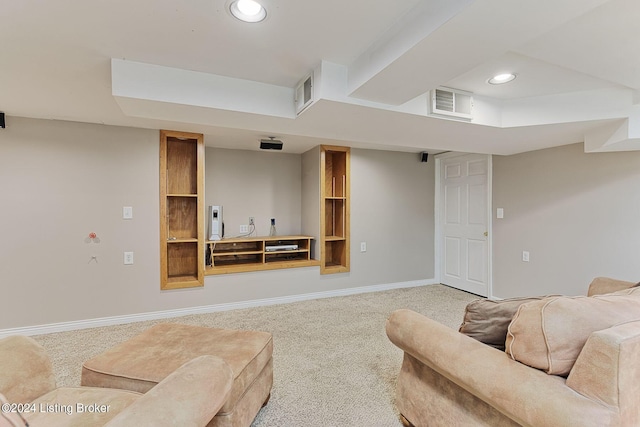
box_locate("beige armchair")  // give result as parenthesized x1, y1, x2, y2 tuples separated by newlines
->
(386, 278, 640, 427)
(0, 335, 233, 427)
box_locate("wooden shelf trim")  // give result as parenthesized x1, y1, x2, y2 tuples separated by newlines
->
(206, 259, 319, 275)
(167, 238, 198, 243)
(212, 249, 264, 256)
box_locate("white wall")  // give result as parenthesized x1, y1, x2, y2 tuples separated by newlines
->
(0, 117, 435, 331)
(492, 143, 640, 298)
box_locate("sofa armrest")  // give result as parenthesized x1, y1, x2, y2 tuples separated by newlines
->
(105, 355, 233, 427)
(567, 320, 640, 423)
(587, 277, 636, 296)
(386, 309, 619, 427)
(0, 336, 56, 403)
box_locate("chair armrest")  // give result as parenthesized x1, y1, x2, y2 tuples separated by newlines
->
(587, 277, 637, 296)
(0, 336, 56, 402)
(105, 355, 233, 427)
(567, 320, 640, 421)
(386, 309, 619, 427)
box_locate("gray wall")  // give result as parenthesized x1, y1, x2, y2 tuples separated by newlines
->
(351, 149, 435, 280)
(205, 147, 302, 237)
(0, 117, 435, 330)
(301, 146, 320, 259)
(492, 143, 640, 298)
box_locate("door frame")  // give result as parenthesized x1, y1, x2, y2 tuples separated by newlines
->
(434, 152, 493, 298)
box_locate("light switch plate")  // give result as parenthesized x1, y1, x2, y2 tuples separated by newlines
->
(123, 206, 133, 219)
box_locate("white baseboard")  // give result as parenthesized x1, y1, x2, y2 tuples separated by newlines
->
(0, 279, 437, 339)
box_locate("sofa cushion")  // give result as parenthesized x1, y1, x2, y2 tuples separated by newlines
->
(25, 387, 140, 427)
(587, 277, 638, 296)
(0, 336, 56, 403)
(0, 393, 27, 427)
(459, 296, 556, 350)
(506, 287, 640, 376)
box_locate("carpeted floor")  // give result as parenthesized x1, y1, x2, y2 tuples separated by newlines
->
(32, 284, 479, 427)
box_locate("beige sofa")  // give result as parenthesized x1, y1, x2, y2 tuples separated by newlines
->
(0, 335, 233, 427)
(386, 278, 640, 427)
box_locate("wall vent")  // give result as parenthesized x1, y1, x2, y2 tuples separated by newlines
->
(295, 73, 314, 115)
(429, 87, 473, 121)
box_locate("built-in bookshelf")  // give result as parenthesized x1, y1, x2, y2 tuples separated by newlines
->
(320, 145, 350, 274)
(159, 130, 205, 289)
(205, 235, 318, 275)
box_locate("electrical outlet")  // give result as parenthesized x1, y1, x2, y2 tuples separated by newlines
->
(124, 252, 134, 265)
(240, 225, 249, 233)
(522, 251, 530, 262)
(249, 217, 255, 226)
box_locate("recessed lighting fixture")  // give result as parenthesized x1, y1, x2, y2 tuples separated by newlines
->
(488, 73, 517, 85)
(229, 0, 266, 23)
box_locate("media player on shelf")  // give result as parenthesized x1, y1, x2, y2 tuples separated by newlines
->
(265, 244, 298, 252)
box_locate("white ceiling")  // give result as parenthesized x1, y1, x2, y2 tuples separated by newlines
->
(2, 0, 640, 154)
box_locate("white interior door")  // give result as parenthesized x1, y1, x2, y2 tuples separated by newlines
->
(438, 153, 490, 297)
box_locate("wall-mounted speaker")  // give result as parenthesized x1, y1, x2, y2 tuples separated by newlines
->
(0, 112, 5, 129)
(420, 152, 429, 163)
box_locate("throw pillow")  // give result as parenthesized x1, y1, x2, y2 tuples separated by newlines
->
(459, 296, 556, 350)
(0, 393, 28, 427)
(506, 287, 640, 376)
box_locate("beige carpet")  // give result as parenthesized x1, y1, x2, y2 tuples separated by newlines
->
(33, 284, 479, 426)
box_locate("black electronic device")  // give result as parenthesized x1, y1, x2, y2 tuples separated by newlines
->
(260, 137, 283, 150)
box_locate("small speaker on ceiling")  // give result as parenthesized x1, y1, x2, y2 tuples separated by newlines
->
(420, 152, 429, 163)
(0, 112, 5, 129)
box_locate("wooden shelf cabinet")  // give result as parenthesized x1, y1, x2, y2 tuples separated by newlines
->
(320, 145, 350, 274)
(206, 236, 318, 275)
(160, 130, 205, 290)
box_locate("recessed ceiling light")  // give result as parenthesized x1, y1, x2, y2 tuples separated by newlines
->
(229, 0, 267, 23)
(488, 73, 517, 85)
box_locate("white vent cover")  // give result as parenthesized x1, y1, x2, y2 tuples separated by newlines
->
(429, 87, 473, 121)
(295, 74, 314, 115)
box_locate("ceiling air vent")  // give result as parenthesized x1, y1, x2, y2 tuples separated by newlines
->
(294, 73, 314, 116)
(429, 87, 473, 121)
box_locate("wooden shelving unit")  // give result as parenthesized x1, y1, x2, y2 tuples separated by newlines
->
(160, 130, 205, 290)
(206, 236, 318, 275)
(320, 145, 350, 274)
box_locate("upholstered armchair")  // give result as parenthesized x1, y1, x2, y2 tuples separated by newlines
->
(387, 277, 640, 427)
(0, 335, 233, 427)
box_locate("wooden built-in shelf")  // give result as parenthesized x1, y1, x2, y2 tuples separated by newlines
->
(206, 235, 319, 275)
(320, 145, 350, 274)
(160, 130, 205, 290)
